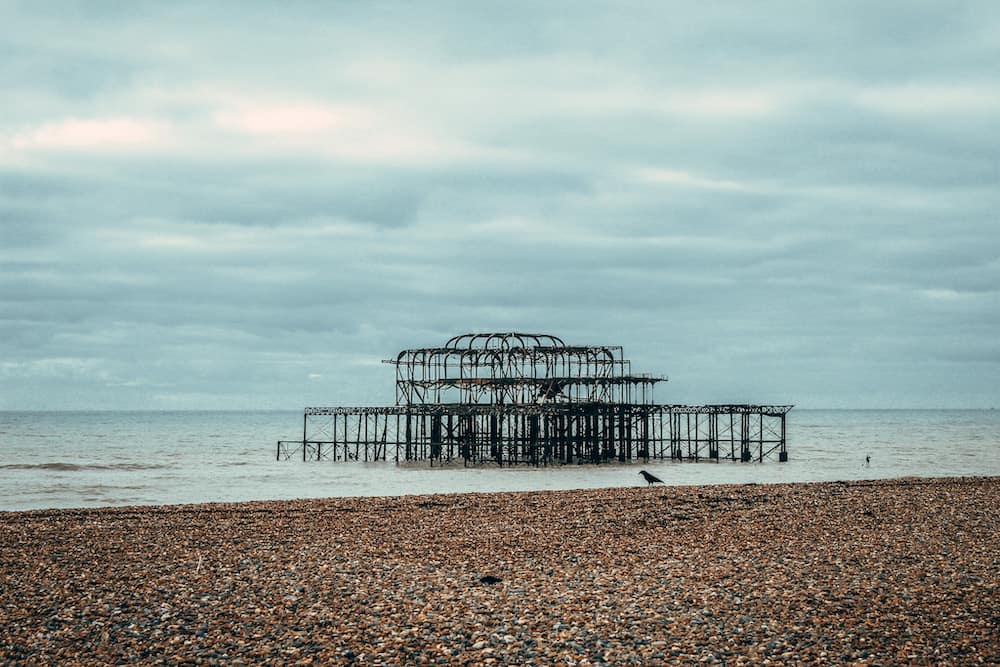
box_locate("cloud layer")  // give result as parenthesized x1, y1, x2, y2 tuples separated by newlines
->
(2, 2, 999, 409)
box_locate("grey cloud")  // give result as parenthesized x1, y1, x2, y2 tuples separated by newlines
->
(0, 167, 89, 198)
(1, 2, 999, 409)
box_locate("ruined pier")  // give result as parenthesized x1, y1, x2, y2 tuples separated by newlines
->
(277, 332, 791, 466)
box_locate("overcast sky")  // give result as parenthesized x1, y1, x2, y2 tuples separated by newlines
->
(2, 2, 998, 410)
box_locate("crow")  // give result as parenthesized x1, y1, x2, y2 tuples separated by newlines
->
(639, 470, 664, 486)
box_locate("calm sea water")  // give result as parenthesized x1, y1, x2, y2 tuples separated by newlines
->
(0, 410, 997, 512)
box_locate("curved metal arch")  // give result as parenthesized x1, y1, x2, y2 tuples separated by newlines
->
(445, 332, 566, 350)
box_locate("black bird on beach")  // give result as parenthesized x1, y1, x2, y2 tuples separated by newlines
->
(639, 470, 664, 486)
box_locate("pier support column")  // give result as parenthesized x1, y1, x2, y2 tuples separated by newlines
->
(708, 412, 719, 460)
(740, 412, 752, 462)
(779, 413, 788, 461)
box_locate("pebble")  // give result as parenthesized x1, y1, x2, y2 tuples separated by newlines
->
(0, 477, 997, 664)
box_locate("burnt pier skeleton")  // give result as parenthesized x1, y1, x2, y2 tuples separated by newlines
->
(277, 333, 791, 465)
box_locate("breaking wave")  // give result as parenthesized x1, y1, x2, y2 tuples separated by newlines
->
(1, 462, 173, 471)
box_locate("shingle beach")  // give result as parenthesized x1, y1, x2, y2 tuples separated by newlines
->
(2, 477, 997, 665)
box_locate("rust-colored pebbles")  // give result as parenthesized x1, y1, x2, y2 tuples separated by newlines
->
(1, 477, 997, 665)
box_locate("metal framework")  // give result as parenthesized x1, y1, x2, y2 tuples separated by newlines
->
(277, 333, 791, 466)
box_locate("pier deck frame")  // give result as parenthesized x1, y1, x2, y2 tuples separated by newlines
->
(277, 403, 792, 466)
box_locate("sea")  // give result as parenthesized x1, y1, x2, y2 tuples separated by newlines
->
(1, 410, 998, 512)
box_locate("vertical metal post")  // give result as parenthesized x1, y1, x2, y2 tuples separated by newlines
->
(741, 412, 751, 462)
(759, 411, 764, 462)
(302, 413, 308, 462)
(730, 413, 736, 461)
(779, 412, 788, 462)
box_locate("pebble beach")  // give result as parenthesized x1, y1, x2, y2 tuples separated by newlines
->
(1, 476, 997, 665)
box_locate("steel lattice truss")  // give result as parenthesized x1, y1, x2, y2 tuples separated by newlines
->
(278, 332, 791, 466)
